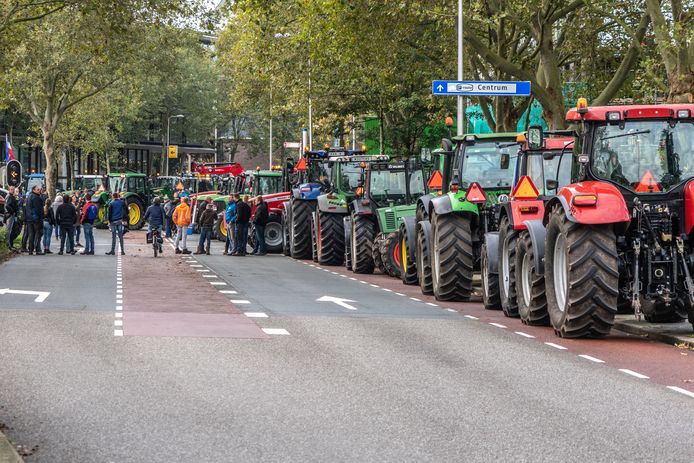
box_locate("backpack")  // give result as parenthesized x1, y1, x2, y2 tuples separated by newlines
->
(86, 204, 97, 221)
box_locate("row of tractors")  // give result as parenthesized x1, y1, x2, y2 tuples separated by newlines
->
(279, 101, 694, 339)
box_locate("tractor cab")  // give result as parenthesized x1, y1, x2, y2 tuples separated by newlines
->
(72, 175, 106, 193)
(364, 159, 427, 209)
(101, 173, 151, 229)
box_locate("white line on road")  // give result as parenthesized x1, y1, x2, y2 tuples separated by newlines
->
(382, 288, 392, 292)
(114, 330, 123, 337)
(489, 322, 507, 328)
(244, 312, 268, 318)
(340, 274, 347, 278)
(545, 342, 568, 350)
(230, 300, 251, 304)
(116, 306, 122, 311)
(410, 297, 421, 301)
(116, 289, 123, 294)
(196, 269, 210, 272)
(578, 354, 605, 363)
(515, 331, 535, 338)
(464, 315, 478, 320)
(262, 328, 290, 335)
(219, 290, 238, 294)
(370, 284, 379, 288)
(114, 320, 123, 327)
(115, 313, 123, 318)
(190, 264, 203, 267)
(619, 369, 649, 379)
(210, 282, 227, 286)
(426, 302, 438, 307)
(447, 308, 456, 312)
(202, 274, 218, 278)
(666, 386, 694, 398)
(331, 272, 338, 275)
(360, 281, 368, 284)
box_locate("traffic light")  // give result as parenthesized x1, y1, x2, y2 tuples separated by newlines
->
(6, 160, 21, 187)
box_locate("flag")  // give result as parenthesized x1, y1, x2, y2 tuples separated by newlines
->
(5, 135, 15, 161)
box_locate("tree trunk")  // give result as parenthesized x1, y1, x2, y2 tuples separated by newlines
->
(43, 127, 57, 199)
(668, 68, 694, 103)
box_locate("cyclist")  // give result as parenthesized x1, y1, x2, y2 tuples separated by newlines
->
(144, 197, 165, 254)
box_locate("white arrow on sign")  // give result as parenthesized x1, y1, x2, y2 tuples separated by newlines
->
(0, 288, 50, 302)
(436, 84, 444, 92)
(316, 295, 358, 311)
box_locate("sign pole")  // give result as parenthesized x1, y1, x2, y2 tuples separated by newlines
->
(457, 0, 464, 136)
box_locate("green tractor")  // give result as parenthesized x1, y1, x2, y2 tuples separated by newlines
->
(93, 173, 157, 230)
(312, 151, 389, 265)
(344, 158, 427, 276)
(408, 133, 520, 300)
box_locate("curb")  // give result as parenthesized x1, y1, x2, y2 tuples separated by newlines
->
(613, 318, 694, 349)
(0, 430, 23, 463)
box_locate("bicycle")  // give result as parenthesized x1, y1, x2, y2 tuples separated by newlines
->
(150, 227, 163, 257)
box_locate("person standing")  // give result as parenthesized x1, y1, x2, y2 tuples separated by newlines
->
(195, 203, 216, 255)
(233, 194, 251, 256)
(80, 193, 98, 255)
(163, 197, 174, 238)
(252, 196, 268, 256)
(42, 198, 55, 254)
(74, 192, 86, 248)
(223, 195, 237, 255)
(106, 192, 127, 256)
(4, 186, 19, 251)
(52, 194, 63, 240)
(25, 185, 44, 255)
(144, 197, 164, 254)
(56, 194, 77, 255)
(172, 196, 192, 254)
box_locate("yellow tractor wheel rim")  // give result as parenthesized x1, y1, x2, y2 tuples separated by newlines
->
(220, 221, 228, 237)
(401, 236, 407, 272)
(97, 205, 107, 223)
(129, 202, 141, 226)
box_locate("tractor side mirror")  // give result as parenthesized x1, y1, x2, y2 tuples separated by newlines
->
(528, 126, 543, 150)
(420, 148, 432, 164)
(500, 153, 510, 170)
(542, 151, 555, 161)
(546, 179, 559, 191)
(441, 138, 454, 153)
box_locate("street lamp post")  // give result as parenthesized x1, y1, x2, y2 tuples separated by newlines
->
(166, 114, 184, 176)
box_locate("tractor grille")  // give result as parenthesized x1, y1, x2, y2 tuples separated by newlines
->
(384, 211, 397, 230)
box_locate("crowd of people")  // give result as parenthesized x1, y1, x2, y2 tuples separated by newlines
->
(3, 184, 271, 257)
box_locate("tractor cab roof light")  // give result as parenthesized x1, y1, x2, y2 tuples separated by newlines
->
(465, 182, 486, 203)
(464, 135, 476, 142)
(576, 97, 589, 114)
(677, 109, 691, 119)
(606, 111, 621, 122)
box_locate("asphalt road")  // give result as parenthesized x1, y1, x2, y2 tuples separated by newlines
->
(0, 229, 692, 462)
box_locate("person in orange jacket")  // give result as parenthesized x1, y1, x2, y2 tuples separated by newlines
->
(172, 196, 192, 254)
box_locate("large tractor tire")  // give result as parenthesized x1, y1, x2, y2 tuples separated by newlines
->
(516, 231, 550, 326)
(282, 214, 291, 256)
(372, 235, 385, 274)
(311, 213, 318, 262)
(381, 232, 401, 278)
(344, 217, 352, 270)
(316, 211, 344, 266)
(399, 225, 418, 285)
(264, 216, 284, 253)
(126, 197, 145, 230)
(96, 203, 108, 229)
(430, 212, 473, 301)
(642, 299, 687, 323)
(290, 200, 314, 259)
(351, 215, 375, 273)
(498, 216, 519, 317)
(481, 242, 501, 310)
(416, 220, 433, 295)
(545, 206, 618, 338)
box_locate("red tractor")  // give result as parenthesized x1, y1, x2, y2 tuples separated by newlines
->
(531, 101, 694, 337)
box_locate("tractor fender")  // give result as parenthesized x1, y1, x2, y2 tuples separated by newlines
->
(401, 216, 417, 262)
(483, 231, 500, 275)
(523, 219, 547, 275)
(268, 211, 282, 223)
(430, 194, 453, 216)
(510, 199, 545, 230)
(499, 202, 513, 227)
(292, 188, 302, 200)
(351, 199, 373, 215)
(317, 194, 348, 214)
(543, 181, 630, 226)
(417, 195, 433, 220)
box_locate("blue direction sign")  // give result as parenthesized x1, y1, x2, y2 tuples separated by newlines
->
(432, 80, 531, 96)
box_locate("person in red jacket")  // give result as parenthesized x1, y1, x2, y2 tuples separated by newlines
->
(80, 192, 98, 255)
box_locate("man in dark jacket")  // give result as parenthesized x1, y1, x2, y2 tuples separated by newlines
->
(195, 203, 217, 255)
(26, 185, 45, 255)
(107, 193, 127, 255)
(144, 197, 164, 254)
(233, 195, 252, 256)
(4, 186, 19, 250)
(252, 196, 269, 255)
(56, 194, 77, 255)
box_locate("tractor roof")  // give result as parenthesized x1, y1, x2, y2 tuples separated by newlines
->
(108, 172, 146, 178)
(520, 137, 574, 152)
(566, 104, 694, 122)
(453, 132, 520, 142)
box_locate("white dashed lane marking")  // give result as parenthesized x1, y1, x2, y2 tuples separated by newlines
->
(515, 331, 535, 338)
(244, 312, 268, 318)
(619, 369, 649, 379)
(578, 354, 605, 364)
(464, 315, 478, 320)
(210, 282, 227, 286)
(489, 322, 507, 329)
(409, 297, 421, 302)
(263, 328, 290, 335)
(230, 300, 251, 304)
(545, 342, 568, 350)
(114, 330, 123, 336)
(426, 302, 438, 307)
(667, 386, 694, 398)
(219, 290, 238, 294)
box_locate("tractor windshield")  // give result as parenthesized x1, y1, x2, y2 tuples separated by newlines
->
(368, 169, 426, 207)
(255, 175, 283, 195)
(336, 162, 363, 192)
(309, 160, 330, 183)
(592, 120, 694, 193)
(108, 176, 127, 193)
(460, 142, 518, 189)
(525, 150, 573, 195)
(74, 177, 104, 191)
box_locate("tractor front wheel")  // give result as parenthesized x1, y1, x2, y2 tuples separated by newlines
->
(431, 212, 473, 301)
(481, 242, 500, 310)
(516, 231, 549, 326)
(316, 211, 344, 266)
(498, 216, 518, 317)
(416, 220, 433, 295)
(126, 197, 145, 230)
(264, 216, 283, 253)
(545, 206, 618, 338)
(380, 232, 401, 278)
(351, 215, 375, 273)
(290, 200, 314, 259)
(399, 225, 417, 285)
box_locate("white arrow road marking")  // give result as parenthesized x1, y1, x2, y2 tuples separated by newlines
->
(0, 288, 50, 302)
(316, 295, 358, 311)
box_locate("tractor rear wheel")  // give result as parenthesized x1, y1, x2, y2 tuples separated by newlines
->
(126, 197, 145, 230)
(498, 216, 518, 317)
(290, 200, 314, 259)
(431, 212, 473, 301)
(516, 231, 550, 326)
(264, 216, 283, 253)
(545, 206, 618, 338)
(642, 299, 687, 323)
(381, 232, 401, 278)
(481, 242, 501, 310)
(343, 217, 352, 270)
(316, 211, 344, 266)
(399, 225, 417, 285)
(311, 213, 318, 262)
(372, 235, 385, 274)
(351, 215, 375, 273)
(282, 213, 290, 255)
(416, 220, 433, 294)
